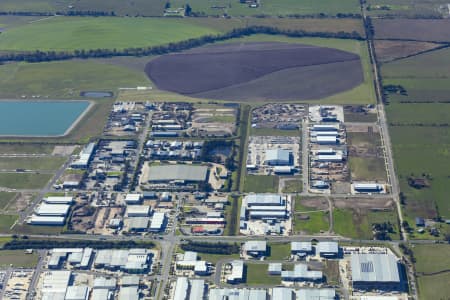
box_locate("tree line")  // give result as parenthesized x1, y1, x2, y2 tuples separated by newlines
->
(180, 241, 240, 255)
(0, 26, 363, 63)
(3, 238, 155, 249)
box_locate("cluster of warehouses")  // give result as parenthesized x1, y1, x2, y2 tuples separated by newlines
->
(39, 270, 143, 300)
(47, 248, 153, 274)
(239, 194, 289, 229)
(29, 196, 74, 225)
(310, 124, 341, 145)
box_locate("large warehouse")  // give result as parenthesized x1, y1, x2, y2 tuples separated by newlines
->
(265, 149, 292, 166)
(146, 164, 208, 183)
(351, 253, 402, 291)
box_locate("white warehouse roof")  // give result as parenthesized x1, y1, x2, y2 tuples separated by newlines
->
(36, 203, 71, 216)
(351, 254, 400, 283)
(44, 196, 73, 204)
(245, 194, 283, 206)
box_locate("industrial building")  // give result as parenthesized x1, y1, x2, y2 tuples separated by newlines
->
(291, 242, 313, 256)
(272, 288, 336, 300)
(226, 260, 244, 284)
(65, 285, 90, 300)
(264, 149, 292, 166)
(314, 136, 338, 145)
(268, 263, 282, 275)
(175, 251, 211, 276)
(243, 241, 267, 257)
(47, 248, 93, 270)
(317, 242, 339, 258)
(118, 286, 139, 300)
(281, 264, 323, 282)
(71, 142, 96, 169)
(353, 183, 384, 193)
(173, 277, 206, 300)
(316, 154, 343, 162)
(351, 253, 402, 291)
(44, 196, 74, 204)
(311, 124, 339, 132)
(149, 212, 166, 232)
(128, 217, 150, 232)
(40, 270, 72, 300)
(124, 194, 143, 204)
(126, 205, 151, 217)
(29, 215, 66, 225)
(35, 203, 70, 217)
(94, 249, 152, 274)
(146, 165, 208, 183)
(209, 288, 267, 300)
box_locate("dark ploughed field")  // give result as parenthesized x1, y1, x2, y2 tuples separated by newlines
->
(145, 42, 363, 101)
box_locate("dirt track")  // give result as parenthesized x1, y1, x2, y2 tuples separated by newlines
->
(145, 42, 363, 101)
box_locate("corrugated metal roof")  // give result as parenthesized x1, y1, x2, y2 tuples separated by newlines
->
(351, 254, 400, 283)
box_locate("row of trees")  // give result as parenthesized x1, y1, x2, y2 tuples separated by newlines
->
(180, 241, 240, 255)
(0, 26, 363, 63)
(4, 238, 155, 249)
(0, 11, 116, 17)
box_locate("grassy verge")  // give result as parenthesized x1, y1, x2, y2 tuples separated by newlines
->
(250, 128, 300, 137)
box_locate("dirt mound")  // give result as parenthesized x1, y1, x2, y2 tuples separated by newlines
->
(145, 42, 363, 101)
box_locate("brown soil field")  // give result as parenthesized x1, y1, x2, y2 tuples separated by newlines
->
(373, 19, 450, 42)
(145, 42, 363, 101)
(374, 40, 442, 62)
(333, 197, 393, 209)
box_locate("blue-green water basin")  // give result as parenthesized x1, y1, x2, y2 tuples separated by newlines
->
(0, 100, 90, 136)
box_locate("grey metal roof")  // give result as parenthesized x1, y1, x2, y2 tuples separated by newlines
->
(118, 286, 139, 300)
(246, 194, 282, 206)
(281, 264, 322, 281)
(173, 277, 188, 300)
(291, 242, 312, 252)
(128, 217, 149, 229)
(189, 279, 205, 300)
(272, 288, 294, 300)
(244, 241, 267, 252)
(296, 288, 336, 300)
(317, 241, 339, 254)
(147, 164, 208, 181)
(351, 254, 400, 283)
(265, 149, 291, 162)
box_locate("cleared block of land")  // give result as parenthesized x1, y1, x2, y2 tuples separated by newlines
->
(413, 244, 450, 274)
(243, 175, 279, 193)
(0, 173, 53, 189)
(374, 40, 442, 62)
(245, 263, 281, 285)
(373, 19, 450, 42)
(0, 16, 219, 51)
(0, 250, 39, 267)
(0, 157, 66, 170)
(294, 211, 329, 234)
(0, 192, 17, 210)
(146, 42, 363, 101)
(417, 273, 450, 300)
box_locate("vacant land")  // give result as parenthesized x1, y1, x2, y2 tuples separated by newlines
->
(294, 211, 329, 234)
(373, 19, 450, 42)
(0, 143, 54, 154)
(0, 192, 17, 209)
(267, 243, 291, 260)
(0, 173, 53, 189)
(386, 103, 450, 125)
(244, 175, 279, 193)
(348, 157, 387, 181)
(0, 214, 17, 232)
(250, 128, 300, 137)
(374, 40, 442, 62)
(333, 208, 399, 239)
(0, 0, 360, 16)
(0, 60, 149, 99)
(245, 263, 281, 285)
(413, 244, 450, 274)
(0, 157, 66, 171)
(282, 178, 303, 193)
(0, 250, 39, 267)
(146, 42, 363, 101)
(0, 17, 219, 51)
(367, 0, 450, 17)
(417, 273, 450, 300)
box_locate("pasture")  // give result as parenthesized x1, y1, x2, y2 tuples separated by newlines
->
(373, 19, 450, 42)
(0, 192, 17, 210)
(0, 157, 66, 171)
(0, 173, 53, 189)
(243, 175, 279, 193)
(0, 17, 219, 51)
(374, 40, 441, 63)
(412, 244, 450, 274)
(293, 211, 329, 234)
(0, 250, 39, 268)
(333, 208, 399, 239)
(417, 273, 450, 300)
(0, 0, 360, 16)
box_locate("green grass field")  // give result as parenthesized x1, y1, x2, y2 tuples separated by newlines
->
(293, 211, 329, 234)
(417, 273, 450, 300)
(0, 173, 53, 189)
(243, 175, 279, 193)
(386, 102, 450, 125)
(267, 243, 291, 260)
(0, 0, 360, 16)
(0, 60, 149, 99)
(367, 0, 448, 17)
(0, 16, 219, 51)
(0, 143, 54, 154)
(245, 263, 281, 285)
(281, 178, 303, 193)
(250, 128, 300, 137)
(413, 244, 450, 274)
(0, 214, 18, 232)
(348, 157, 387, 181)
(0, 250, 39, 267)
(0, 157, 66, 170)
(333, 208, 399, 239)
(0, 192, 17, 210)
